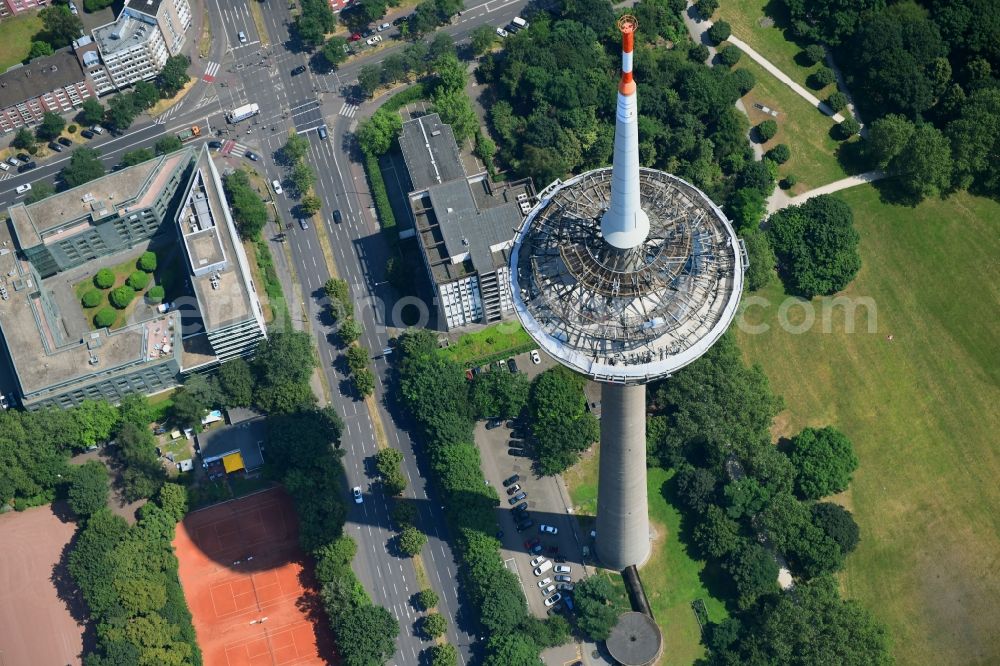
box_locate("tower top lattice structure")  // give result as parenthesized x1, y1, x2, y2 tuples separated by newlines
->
(510, 16, 745, 385)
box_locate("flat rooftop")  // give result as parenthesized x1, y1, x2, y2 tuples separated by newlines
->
(398, 114, 466, 192)
(8, 151, 186, 249)
(197, 418, 266, 471)
(0, 219, 179, 398)
(94, 13, 159, 57)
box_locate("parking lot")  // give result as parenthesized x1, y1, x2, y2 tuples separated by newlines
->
(475, 350, 590, 619)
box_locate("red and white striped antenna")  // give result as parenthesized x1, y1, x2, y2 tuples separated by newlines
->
(618, 15, 638, 96)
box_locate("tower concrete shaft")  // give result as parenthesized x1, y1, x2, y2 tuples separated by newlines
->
(601, 15, 650, 250)
(595, 382, 651, 570)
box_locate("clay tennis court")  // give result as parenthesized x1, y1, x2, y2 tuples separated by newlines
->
(0, 504, 84, 666)
(173, 488, 334, 666)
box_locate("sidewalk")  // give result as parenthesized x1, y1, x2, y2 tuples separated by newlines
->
(767, 169, 885, 212)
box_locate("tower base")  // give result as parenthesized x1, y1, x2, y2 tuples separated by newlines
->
(595, 382, 651, 571)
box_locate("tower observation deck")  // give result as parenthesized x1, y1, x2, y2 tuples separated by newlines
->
(509, 16, 744, 570)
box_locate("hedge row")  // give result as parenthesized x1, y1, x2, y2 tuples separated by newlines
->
(362, 149, 397, 240)
(252, 237, 291, 328)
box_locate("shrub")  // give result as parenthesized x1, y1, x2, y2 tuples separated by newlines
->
(137, 251, 157, 272)
(837, 117, 861, 140)
(766, 144, 791, 164)
(707, 20, 731, 44)
(81, 289, 102, 308)
(68, 124, 77, 133)
(416, 588, 439, 611)
(781, 174, 798, 189)
(826, 92, 848, 112)
(688, 43, 711, 64)
(809, 66, 835, 89)
(147, 285, 165, 303)
(718, 44, 742, 68)
(94, 307, 116, 328)
(757, 119, 778, 142)
(729, 68, 756, 95)
(127, 270, 150, 291)
(93, 268, 114, 289)
(803, 44, 826, 65)
(108, 285, 135, 309)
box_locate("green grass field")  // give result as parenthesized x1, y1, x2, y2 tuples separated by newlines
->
(438, 320, 534, 366)
(0, 14, 43, 73)
(716, 0, 836, 98)
(565, 452, 727, 663)
(736, 57, 851, 192)
(735, 186, 1000, 666)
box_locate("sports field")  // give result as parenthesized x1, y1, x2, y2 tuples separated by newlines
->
(736, 186, 1000, 665)
(173, 488, 334, 666)
(0, 504, 84, 666)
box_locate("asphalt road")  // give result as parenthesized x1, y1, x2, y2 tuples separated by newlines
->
(0, 0, 532, 660)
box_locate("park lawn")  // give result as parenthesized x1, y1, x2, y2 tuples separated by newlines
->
(0, 13, 43, 73)
(737, 57, 849, 192)
(438, 320, 534, 366)
(715, 0, 836, 99)
(735, 186, 1000, 666)
(564, 453, 727, 664)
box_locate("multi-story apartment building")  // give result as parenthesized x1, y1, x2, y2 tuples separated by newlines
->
(86, 0, 192, 93)
(0, 50, 95, 133)
(0, 146, 266, 410)
(0, 0, 48, 19)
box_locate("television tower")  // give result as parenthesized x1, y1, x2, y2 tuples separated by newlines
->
(509, 16, 745, 570)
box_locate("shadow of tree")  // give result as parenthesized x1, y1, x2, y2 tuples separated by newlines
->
(49, 510, 97, 658)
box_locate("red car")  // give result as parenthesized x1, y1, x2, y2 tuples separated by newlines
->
(524, 538, 540, 551)
(349, 33, 362, 41)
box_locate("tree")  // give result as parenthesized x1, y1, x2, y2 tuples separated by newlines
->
(146, 285, 165, 303)
(156, 55, 190, 97)
(132, 81, 160, 110)
(694, 505, 744, 559)
(28, 40, 54, 60)
(82, 289, 102, 308)
(357, 108, 402, 156)
(689, 42, 711, 64)
(471, 24, 498, 55)
(67, 460, 109, 518)
(529, 366, 599, 475)
(78, 98, 105, 126)
(300, 194, 322, 216)
(433, 90, 477, 144)
(759, 492, 844, 579)
(322, 37, 349, 68)
(723, 541, 779, 609)
(25, 182, 56, 204)
(812, 502, 860, 555)
(889, 123, 953, 200)
(137, 252, 157, 273)
(36, 112, 66, 141)
(217, 358, 255, 408)
(337, 605, 399, 666)
(428, 643, 458, 666)
(766, 143, 791, 164)
(154, 135, 183, 155)
(61, 147, 106, 187)
(740, 228, 775, 291)
(121, 148, 155, 167)
(352, 368, 375, 397)
(117, 394, 153, 430)
(416, 588, 438, 611)
(108, 285, 135, 309)
(94, 308, 116, 328)
(676, 466, 718, 514)
(707, 20, 731, 44)
(105, 93, 137, 131)
(420, 612, 447, 639)
(947, 87, 1000, 195)
(170, 388, 206, 430)
(809, 66, 835, 89)
(574, 576, 621, 641)
(803, 44, 826, 65)
(767, 195, 861, 298)
(718, 44, 742, 67)
(223, 170, 268, 239)
(113, 422, 165, 501)
(127, 271, 150, 291)
(471, 370, 529, 420)
(282, 132, 310, 165)
(295, 15, 325, 48)
(787, 426, 858, 499)
(291, 161, 316, 194)
(11, 127, 36, 152)
(756, 119, 778, 141)
(483, 634, 543, 666)
(338, 318, 362, 345)
(253, 329, 318, 413)
(837, 117, 861, 140)
(695, 0, 718, 18)
(39, 5, 83, 49)
(358, 65, 382, 97)
(826, 92, 848, 112)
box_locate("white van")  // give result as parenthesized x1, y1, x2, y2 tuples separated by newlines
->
(533, 560, 553, 576)
(511, 16, 528, 30)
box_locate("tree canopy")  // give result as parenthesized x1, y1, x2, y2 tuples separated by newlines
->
(223, 169, 269, 239)
(61, 147, 106, 188)
(528, 366, 598, 475)
(787, 426, 859, 499)
(471, 370, 529, 420)
(66, 460, 109, 518)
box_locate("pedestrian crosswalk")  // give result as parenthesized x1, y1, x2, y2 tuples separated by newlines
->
(339, 102, 359, 118)
(154, 104, 182, 125)
(203, 61, 221, 82)
(221, 139, 251, 157)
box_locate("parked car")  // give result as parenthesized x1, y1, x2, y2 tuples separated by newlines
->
(349, 32, 362, 41)
(48, 142, 63, 152)
(16, 153, 29, 162)
(272, 179, 283, 195)
(553, 564, 572, 574)
(0, 163, 8, 171)
(539, 524, 558, 535)
(18, 162, 37, 173)
(496, 27, 508, 37)
(366, 35, 382, 46)
(507, 439, 524, 447)
(6, 157, 19, 166)
(244, 150, 259, 161)
(508, 491, 527, 505)
(502, 474, 520, 487)
(333, 209, 343, 223)
(529, 542, 543, 554)
(352, 486, 363, 504)
(507, 358, 519, 373)
(239, 30, 247, 43)
(362, 29, 374, 37)
(534, 560, 553, 576)
(540, 584, 556, 595)
(558, 582, 574, 592)
(90, 125, 105, 135)
(530, 349, 541, 364)
(208, 140, 223, 149)
(15, 183, 31, 194)
(536, 577, 551, 588)
(299, 218, 309, 230)
(524, 537, 540, 550)
(80, 129, 95, 139)
(377, 22, 391, 31)
(515, 518, 533, 532)
(392, 16, 407, 26)
(318, 125, 328, 140)
(544, 593, 562, 607)
(68, 1, 78, 14)
(563, 595, 574, 611)
(508, 448, 528, 457)
(291, 65, 306, 76)
(486, 417, 503, 429)
(58, 136, 72, 146)
(511, 502, 527, 513)
(554, 574, 572, 583)
(506, 483, 522, 496)
(529, 556, 547, 568)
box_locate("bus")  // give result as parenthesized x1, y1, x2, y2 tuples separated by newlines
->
(227, 103, 259, 123)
